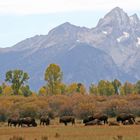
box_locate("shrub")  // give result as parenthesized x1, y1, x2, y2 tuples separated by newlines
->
(19, 103, 38, 118)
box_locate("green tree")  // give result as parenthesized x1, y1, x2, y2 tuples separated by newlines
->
(76, 83, 86, 94)
(59, 83, 67, 94)
(98, 80, 115, 96)
(45, 64, 63, 95)
(112, 79, 121, 95)
(135, 80, 140, 94)
(89, 83, 98, 95)
(0, 86, 2, 95)
(121, 81, 134, 95)
(5, 70, 29, 95)
(20, 85, 32, 97)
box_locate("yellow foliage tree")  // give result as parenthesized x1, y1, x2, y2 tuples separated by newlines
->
(38, 87, 47, 96)
(3, 85, 13, 96)
(45, 64, 63, 95)
(67, 83, 86, 94)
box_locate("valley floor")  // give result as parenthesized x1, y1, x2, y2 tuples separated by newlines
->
(0, 123, 140, 140)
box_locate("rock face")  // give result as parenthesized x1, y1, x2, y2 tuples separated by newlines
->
(0, 7, 140, 90)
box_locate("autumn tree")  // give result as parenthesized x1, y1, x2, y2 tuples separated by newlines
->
(120, 81, 134, 95)
(112, 79, 121, 95)
(67, 83, 77, 94)
(67, 83, 86, 94)
(76, 83, 86, 94)
(59, 83, 67, 94)
(89, 83, 98, 95)
(45, 64, 63, 95)
(98, 80, 115, 96)
(5, 70, 29, 95)
(38, 86, 47, 96)
(2, 85, 13, 95)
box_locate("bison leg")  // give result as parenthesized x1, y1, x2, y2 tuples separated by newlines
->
(105, 119, 108, 124)
(18, 123, 21, 127)
(72, 120, 75, 125)
(8, 122, 10, 127)
(64, 122, 67, 126)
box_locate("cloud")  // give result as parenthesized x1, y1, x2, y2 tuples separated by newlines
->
(0, 0, 140, 15)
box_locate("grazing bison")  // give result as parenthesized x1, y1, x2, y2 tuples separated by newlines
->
(19, 117, 37, 127)
(8, 118, 19, 127)
(83, 116, 94, 124)
(59, 116, 75, 126)
(40, 116, 50, 126)
(123, 119, 135, 125)
(92, 113, 108, 124)
(116, 113, 135, 124)
(108, 121, 120, 126)
(85, 119, 102, 126)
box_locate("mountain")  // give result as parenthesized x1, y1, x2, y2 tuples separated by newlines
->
(0, 7, 140, 91)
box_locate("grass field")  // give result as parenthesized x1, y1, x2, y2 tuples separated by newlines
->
(0, 119, 140, 140)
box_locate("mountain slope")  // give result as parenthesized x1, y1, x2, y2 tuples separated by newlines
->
(0, 7, 140, 90)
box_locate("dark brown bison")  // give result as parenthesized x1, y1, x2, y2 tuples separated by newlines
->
(83, 116, 94, 124)
(40, 116, 50, 126)
(59, 116, 75, 126)
(85, 119, 102, 126)
(8, 118, 19, 127)
(19, 117, 37, 127)
(92, 113, 108, 124)
(116, 113, 135, 124)
(123, 119, 134, 125)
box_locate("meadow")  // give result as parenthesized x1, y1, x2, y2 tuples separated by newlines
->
(0, 95, 140, 140)
(0, 119, 140, 140)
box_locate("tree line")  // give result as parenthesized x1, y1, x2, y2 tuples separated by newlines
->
(0, 63, 140, 96)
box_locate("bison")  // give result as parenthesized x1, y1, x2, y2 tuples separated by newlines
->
(123, 119, 134, 125)
(92, 113, 108, 124)
(19, 117, 37, 127)
(8, 118, 19, 127)
(85, 119, 102, 126)
(116, 113, 135, 124)
(40, 116, 50, 126)
(83, 116, 94, 124)
(59, 116, 75, 126)
(108, 121, 120, 126)
(83, 114, 108, 125)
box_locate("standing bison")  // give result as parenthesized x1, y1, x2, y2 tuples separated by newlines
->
(19, 117, 37, 127)
(8, 118, 19, 127)
(59, 116, 75, 126)
(40, 116, 50, 126)
(116, 113, 135, 124)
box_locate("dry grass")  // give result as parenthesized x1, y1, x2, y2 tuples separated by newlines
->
(0, 121, 140, 140)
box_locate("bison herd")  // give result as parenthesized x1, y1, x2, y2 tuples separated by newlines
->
(7, 113, 139, 127)
(8, 117, 37, 127)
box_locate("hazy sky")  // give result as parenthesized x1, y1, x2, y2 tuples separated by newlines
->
(0, 0, 140, 48)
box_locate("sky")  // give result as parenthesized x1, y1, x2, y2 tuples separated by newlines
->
(0, 0, 140, 48)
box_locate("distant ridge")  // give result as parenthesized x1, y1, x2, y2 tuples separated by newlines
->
(0, 7, 140, 90)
